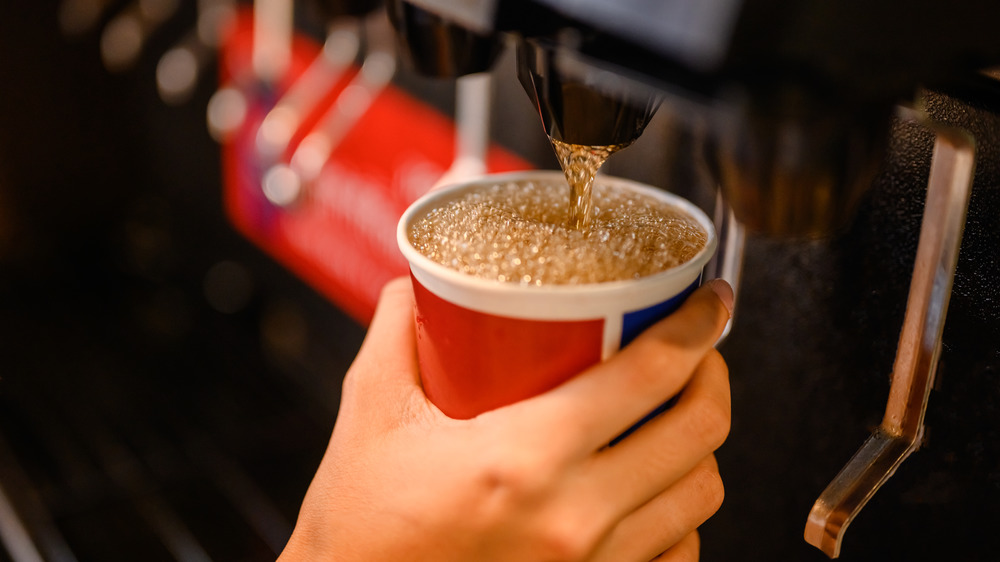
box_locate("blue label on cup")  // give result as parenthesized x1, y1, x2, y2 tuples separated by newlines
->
(610, 277, 701, 446)
(620, 278, 700, 347)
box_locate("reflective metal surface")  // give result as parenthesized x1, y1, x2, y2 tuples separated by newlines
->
(805, 113, 975, 557)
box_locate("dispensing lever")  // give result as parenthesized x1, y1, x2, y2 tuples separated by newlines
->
(431, 73, 492, 191)
(256, 19, 362, 160)
(258, 10, 397, 207)
(804, 114, 975, 558)
(703, 189, 745, 344)
(252, 0, 294, 83)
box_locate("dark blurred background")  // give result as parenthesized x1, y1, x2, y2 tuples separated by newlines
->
(2, 1, 1000, 561)
(0, 2, 369, 560)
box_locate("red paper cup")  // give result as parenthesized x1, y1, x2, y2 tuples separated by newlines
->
(397, 171, 717, 419)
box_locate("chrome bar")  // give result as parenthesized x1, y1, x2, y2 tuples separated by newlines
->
(804, 116, 976, 558)
(252, 0, 294, 82)
(0, 431, 78, 562)
(256, 19, 362, 159)
(265, 11, 397, 206)
(432, 72, 493, 191)
(703, 188, 745, 344)
(0, 480, 46, 562)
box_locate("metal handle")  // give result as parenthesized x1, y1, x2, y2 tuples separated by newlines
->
(804, 112, 976, 558)
(256, 18, 362, 159)
(262, 10, 397, 207)
(431, 72, 493, 191)
(703, 188, 745, 344)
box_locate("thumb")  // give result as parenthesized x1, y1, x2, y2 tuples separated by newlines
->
(340, 277, 425, 420)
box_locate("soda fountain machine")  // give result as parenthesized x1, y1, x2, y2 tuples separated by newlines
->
(1, 1, 999, 560)
(383, 0, 1000, 559)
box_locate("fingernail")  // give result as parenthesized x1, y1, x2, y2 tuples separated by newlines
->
(705, 279, 734, 317)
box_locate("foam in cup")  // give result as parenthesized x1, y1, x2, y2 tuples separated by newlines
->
(408, 178, 707, 286)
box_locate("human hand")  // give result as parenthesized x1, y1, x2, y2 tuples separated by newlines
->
(279, 277, 733, 562)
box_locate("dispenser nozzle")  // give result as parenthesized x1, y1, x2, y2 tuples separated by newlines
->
(388, 0, 503, 78)
(515, 38, 659, 147)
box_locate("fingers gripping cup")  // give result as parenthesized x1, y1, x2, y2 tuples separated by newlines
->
(397, 171, 717, 420)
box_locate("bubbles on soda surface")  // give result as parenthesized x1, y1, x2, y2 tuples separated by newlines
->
(409, 178, 707, 286)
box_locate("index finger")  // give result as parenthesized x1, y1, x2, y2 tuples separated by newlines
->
(517, 280, 733, 455)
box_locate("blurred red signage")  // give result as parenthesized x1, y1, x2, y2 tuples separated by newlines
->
(217, 9, 530, 323)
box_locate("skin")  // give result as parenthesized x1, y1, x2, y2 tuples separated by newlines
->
(279, 277, 733, 562)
